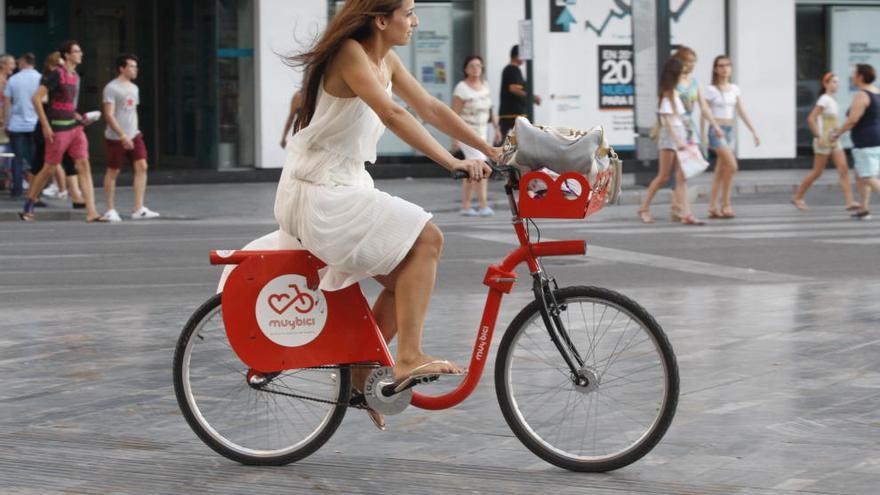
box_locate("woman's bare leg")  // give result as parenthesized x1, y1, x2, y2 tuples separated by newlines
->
(461, 182, 474, 211)
(477, 180, 489, 210)
(793, 153, 829, 204)
(830, 149, 857, 207)
(717, 147, 738, 213)
(372, 222, 463, 381)
(351, 286, 397, 390)
(673, 160, 690, 217)
(639, 150, 675, 212)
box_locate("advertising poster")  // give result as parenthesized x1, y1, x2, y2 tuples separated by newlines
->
(536, 0, 725, 149)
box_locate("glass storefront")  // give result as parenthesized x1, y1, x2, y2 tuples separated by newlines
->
(5, 0, 255, 170)
(796, 1, 880, 152)
(6, 0, 477, 167)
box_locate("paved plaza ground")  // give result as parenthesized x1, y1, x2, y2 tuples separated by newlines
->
(1, 178, 878, 494)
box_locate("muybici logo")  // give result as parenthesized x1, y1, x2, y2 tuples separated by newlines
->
(255, 274, 327, 347)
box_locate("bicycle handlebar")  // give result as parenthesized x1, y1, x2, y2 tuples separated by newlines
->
(451, 161, 510, 180)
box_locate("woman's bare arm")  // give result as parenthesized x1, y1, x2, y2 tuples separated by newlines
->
(334, 40, 488, 178)
(388, 51, 496, 159)
(735, 96, 760, 146)
(450, 95, 464, 150)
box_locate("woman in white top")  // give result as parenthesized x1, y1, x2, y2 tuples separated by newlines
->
(703, 55, 760, 219)
(792, 72, 859, 211)
(276, 0, 496, 428)
(638, 57, 704, 225)
(451, 55, 501, 217)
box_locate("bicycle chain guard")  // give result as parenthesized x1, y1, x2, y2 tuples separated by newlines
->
(221, 251, 393, 373)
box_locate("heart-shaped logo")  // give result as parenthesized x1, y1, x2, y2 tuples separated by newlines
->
(268, 293, 295, 315)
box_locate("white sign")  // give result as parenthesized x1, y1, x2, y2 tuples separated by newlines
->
(255, 274, 327, 347)
(536, 0, 725, 149)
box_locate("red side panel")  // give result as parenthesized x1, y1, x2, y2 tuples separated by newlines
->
(220, 251, 392, 372)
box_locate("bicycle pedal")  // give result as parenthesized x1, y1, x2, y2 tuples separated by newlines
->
(383, 374, 440, 396)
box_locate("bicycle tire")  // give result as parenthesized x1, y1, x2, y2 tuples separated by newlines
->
(495, 286, 679, 472)
(172, 294, 350, 465)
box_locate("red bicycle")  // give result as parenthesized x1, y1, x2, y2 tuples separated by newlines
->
(172, 159, 679, 472)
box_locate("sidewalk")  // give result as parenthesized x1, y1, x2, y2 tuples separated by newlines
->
(0, 169, 847, 222)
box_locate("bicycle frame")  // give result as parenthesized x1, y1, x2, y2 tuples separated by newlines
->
(411, 175, 585, 410)
(210, 171, 589, 412)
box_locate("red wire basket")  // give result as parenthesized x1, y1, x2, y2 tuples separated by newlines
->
(518, 159, 620, 219)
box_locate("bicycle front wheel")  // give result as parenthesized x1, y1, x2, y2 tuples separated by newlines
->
(495, 286, 678, 472)
(172, 294, 350, 465)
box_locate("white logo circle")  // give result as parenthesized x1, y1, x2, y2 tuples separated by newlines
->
(255, 274, 327, 347)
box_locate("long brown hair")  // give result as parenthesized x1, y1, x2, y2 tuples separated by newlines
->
(711, 55, 731, 86)
(288, 0, 403, 132)
(673, 45, 696, 64)
(43, 51, 62, 76)
(658, 57, 684, 107)
(818, 71, 835, 95)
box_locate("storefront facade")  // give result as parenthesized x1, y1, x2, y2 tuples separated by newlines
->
(3, 0, 880, 170)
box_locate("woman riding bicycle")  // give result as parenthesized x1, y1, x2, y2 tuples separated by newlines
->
(277, 0, 496, 427)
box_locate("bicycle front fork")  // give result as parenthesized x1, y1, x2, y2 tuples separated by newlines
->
(531, 272, 589, 386)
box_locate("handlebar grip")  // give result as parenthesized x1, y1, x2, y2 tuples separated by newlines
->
(452, 170, 470, 180)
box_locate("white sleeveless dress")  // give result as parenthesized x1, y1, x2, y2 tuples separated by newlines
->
(272, 81, 432, 291)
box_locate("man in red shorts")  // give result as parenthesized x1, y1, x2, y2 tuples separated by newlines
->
(22, 40, 105, 222)
(102, 53, 159, 221)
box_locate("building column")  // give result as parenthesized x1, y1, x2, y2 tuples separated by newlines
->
(728, 0, 796, 159)
(254, 0, 327, 169)
(0, 0, 6, 53)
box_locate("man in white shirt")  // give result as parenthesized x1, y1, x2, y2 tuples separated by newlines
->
(102, 53, 159, 221)
(3, 52, 41, 199)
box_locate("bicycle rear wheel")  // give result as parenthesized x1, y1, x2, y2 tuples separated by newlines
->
(495, 286, 678, 472)
(172, 294, 350, 465)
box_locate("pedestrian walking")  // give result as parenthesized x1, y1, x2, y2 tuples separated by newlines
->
(279, 0, 494, 429)
(498, 45, 540, 140)
(452, 55, 500, 217)
(3, 53, 41, 199)
(704, 55, 760, 219)
(280, 90, 303, 149)
(671, 46, 724, 221)
(830, 64, 880, 220)
(21, 41, 106, 222)
(638, 57, 703, 225)
(101, 53, 159, 221)
(30, 51, 82, 205)
(792, 72, 859, 211)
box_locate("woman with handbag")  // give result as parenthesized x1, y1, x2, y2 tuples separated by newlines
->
(638, 57, 704, 225)
(672, 47, 724, 221)
(791, 72, 859, 211)
(704, 55, 760, 219)
(451, 55, 501, 217)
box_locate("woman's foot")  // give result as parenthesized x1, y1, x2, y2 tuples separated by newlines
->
(791, 198, 808, 212)
(680, 214, 705, 225)
(348, 389, 386, 431)
(350, 365, 386, 431)
(707, 208, 722, 219)
(845, 202, 861, 211)
(638, 208, 653, 224)
(670, 204, 682, 222)
(392, 355, 465, 383)
(720, 206, 736, 219)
